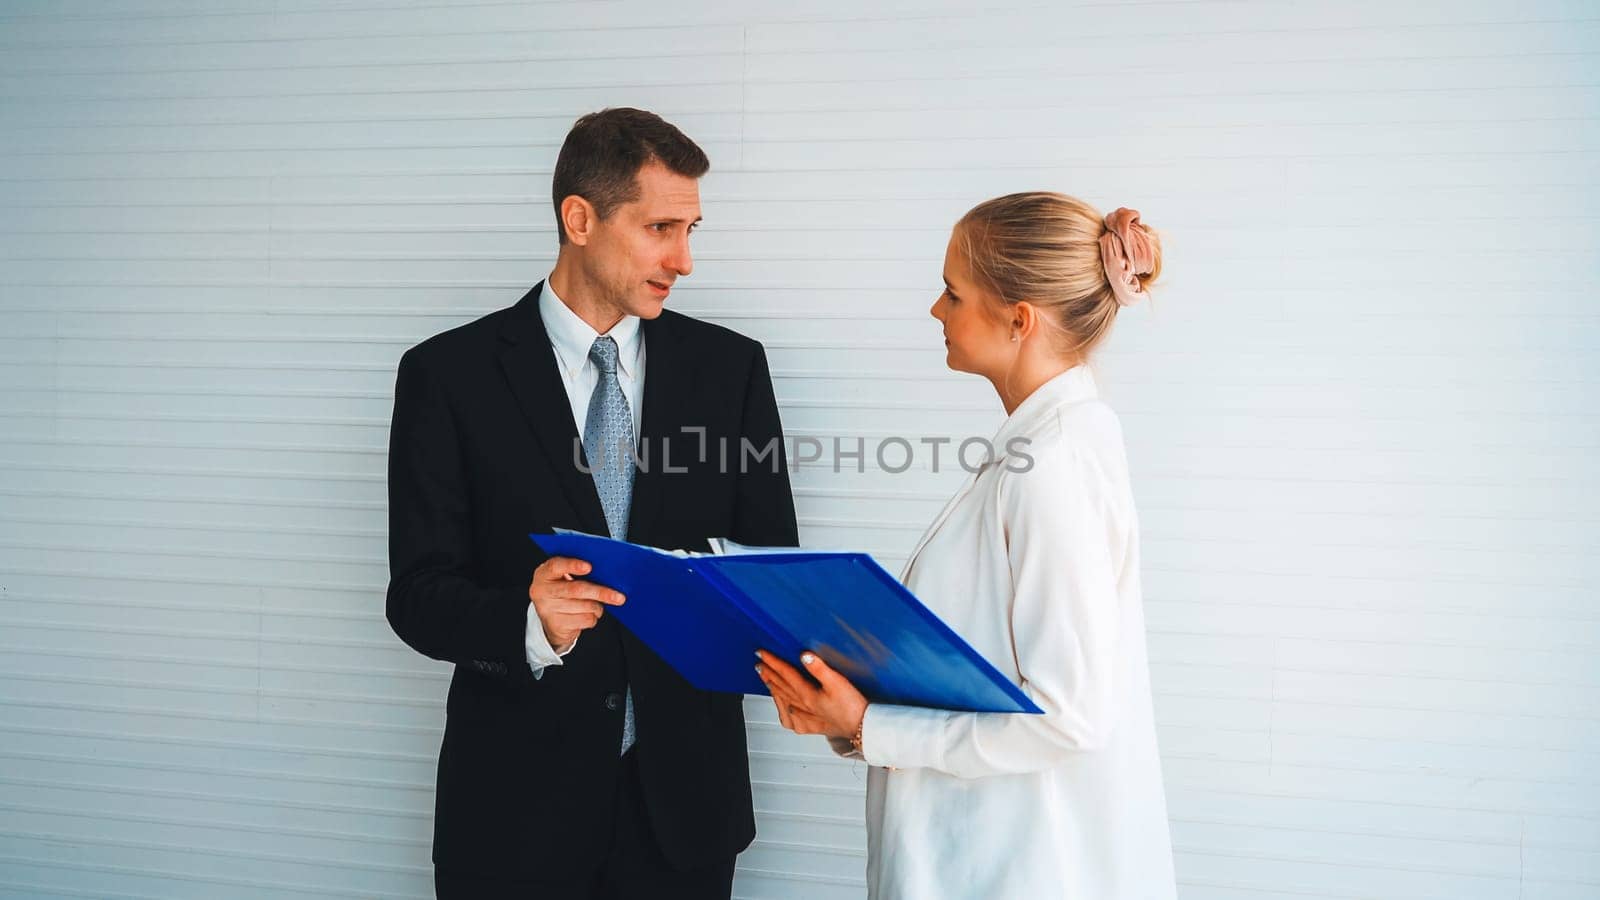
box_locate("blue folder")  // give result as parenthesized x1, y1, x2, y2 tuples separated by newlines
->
(530, 531, 1042, 714)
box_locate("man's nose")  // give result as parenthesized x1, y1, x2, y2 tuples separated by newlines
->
(666, 236, 693, 277)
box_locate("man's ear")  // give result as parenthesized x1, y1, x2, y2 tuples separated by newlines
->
(560, 195, 595, 246)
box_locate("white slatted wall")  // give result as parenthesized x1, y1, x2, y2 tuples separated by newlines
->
(1, 1, 1596, 898)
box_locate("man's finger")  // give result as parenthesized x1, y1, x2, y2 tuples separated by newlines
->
(539, 556, 593, 581)
(549, 607, 603, 633)
(546, 598, 604, 618)
(557, 608, 601, 629)
(557, 581, 626, 606)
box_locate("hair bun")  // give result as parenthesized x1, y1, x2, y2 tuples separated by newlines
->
(1098, 208, 1160, 306)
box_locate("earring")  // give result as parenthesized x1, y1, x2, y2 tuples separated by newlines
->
(1010, 331, 1019, 342)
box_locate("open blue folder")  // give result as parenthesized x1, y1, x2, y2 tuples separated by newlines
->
(530, 531, 1042, 714)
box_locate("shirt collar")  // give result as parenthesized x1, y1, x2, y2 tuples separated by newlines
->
(539, 275, 643, 380)
(989, 365, 1100, 462)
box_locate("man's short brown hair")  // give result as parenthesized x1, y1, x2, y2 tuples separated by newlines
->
(551, 107, 710, 245)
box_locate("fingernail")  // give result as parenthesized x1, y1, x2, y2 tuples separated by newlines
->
(754, 663, 763, 673)
(801, 652, 815, 665)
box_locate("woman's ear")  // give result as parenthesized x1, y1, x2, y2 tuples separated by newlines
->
(560, 195, 595, 246)
(1013, 301, 1039, 342)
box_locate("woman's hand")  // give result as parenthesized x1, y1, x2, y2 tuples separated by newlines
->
(755, 649, 868, 740)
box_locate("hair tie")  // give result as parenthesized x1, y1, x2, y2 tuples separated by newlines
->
(1099, 207, 1155, 307)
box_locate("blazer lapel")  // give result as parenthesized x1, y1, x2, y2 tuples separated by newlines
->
(899, 468, 984, 581)
(625, 311, 698, 547)
(496, 282, 609, 537)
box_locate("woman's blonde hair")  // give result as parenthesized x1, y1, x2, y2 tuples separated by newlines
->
(955, 192, 1162, 359)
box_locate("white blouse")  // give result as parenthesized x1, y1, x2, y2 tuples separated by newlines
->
(843, 366, 1176, 899)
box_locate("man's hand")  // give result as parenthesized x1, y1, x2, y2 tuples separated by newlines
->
(528, 556, 625, 651)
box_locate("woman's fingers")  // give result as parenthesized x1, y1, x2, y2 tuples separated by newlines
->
(799, 652, 852, 693)
(759, 670, 791, 703)
(756, 659, 797, 703)
(798, 652, 869, 741)
(779, 689, 815, 719)
(759, 666, 808, 713)
(758, 649, 860, 738)
(757, 650, 821, 700)
(758, 667, 830, 735)
(755, 649, 804, 684)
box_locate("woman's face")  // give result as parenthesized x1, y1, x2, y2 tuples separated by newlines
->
(931, 230, 1014, 379)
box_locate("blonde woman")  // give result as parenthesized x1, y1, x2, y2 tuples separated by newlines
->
(756, 194, 1177, 899)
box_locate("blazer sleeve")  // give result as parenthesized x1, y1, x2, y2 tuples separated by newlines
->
(730, 343, 800, 548)
(385, 347, 529, 675)
(858, 442, 1126, 777)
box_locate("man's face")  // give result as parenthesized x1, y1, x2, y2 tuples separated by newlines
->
(579, 161, 702, 320)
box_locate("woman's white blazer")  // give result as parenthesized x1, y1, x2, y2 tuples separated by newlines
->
(840, 366, 1177, 899)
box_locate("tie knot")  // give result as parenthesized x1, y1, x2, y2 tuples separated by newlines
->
(588, 336, 619, 374)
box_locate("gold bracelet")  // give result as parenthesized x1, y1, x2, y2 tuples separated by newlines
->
(850, 715, 865, 753)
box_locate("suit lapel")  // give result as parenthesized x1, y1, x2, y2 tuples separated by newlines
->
(496, 282, 609, 537)
(625, 311, 698, 547)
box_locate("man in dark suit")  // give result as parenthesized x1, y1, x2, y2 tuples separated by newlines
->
(386, 108, 798, 899)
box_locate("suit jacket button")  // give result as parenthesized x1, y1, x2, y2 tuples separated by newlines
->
(604, 692, 622, 711)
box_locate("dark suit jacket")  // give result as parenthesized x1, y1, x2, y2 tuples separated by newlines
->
(385, 282, 799, 878)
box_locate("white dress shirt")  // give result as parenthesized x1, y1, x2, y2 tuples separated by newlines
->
(837, 366, 1176, 899)
(524, 277, 646, 675)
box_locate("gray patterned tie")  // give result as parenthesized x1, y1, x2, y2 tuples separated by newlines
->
(583, 336, 636, 755)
